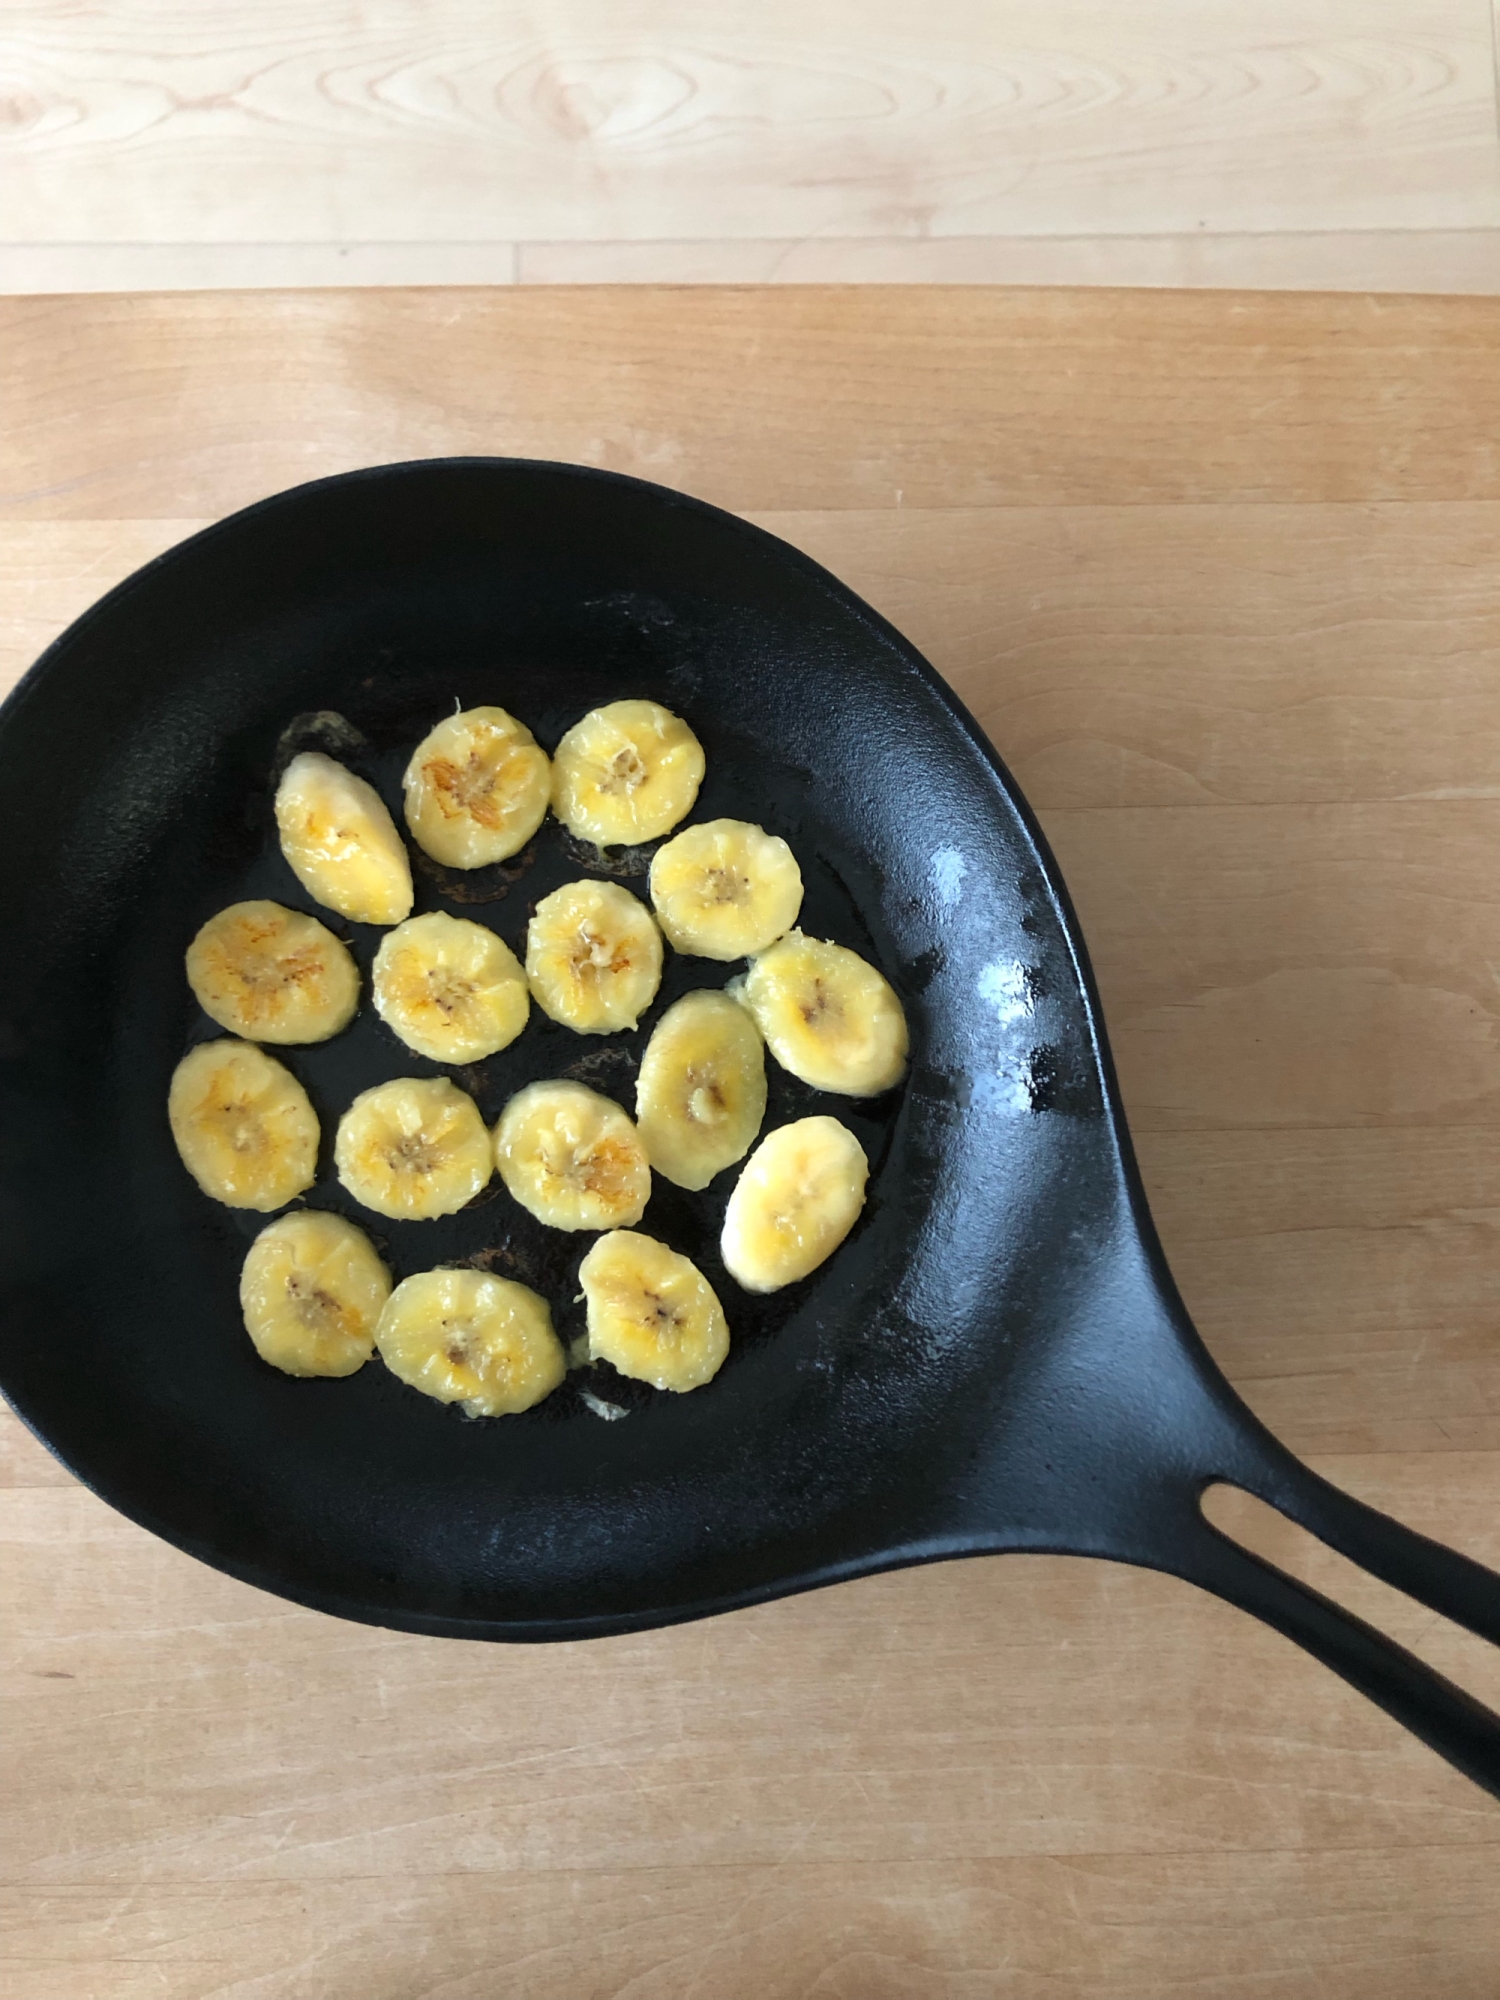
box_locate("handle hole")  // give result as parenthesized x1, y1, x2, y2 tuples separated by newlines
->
(1200, 1482, 1500, 1707)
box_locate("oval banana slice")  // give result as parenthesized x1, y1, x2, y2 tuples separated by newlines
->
(525, 879, 663, 1034)
(551, 699, 705, 847)
(580, 1230, 729, 1393)
(720, 1115, 869, 1293)
(735, 932, 908, 1097)
(376, 1268, 566, 1417)
(168, 1039, 320, 1212)
(493, 1080, 651, 1232)
(275, 750, 414, 927)
(648, 818, 803, 960)
(240, 1210, 391, 1378)
(334, 1076, 492, 1220)
(372, 911, 529, 1063)
(402, 705, 551, 868)
(635, 989, 767, 1191)
(186, 899, 360, 1045)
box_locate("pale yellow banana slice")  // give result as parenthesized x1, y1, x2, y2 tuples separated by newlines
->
(334, 1076, 492, 1220)
(168, 1039, 320, 1212)
(579, 1230, 729, 1393)
(648, 818, 803, 960)
(275, 750, 414, 926)
(551, 699, 705, 847)
(525, 879, 663, 1034)
(185, 899, 360, 1045)
(720, 1115, 869, 1293)
(372, 911, 529, 1063)
(492, 1080, 650, 1232)
(239, 1210, 391, 1378)
(402, 706, 551, 868)
(735, 932, 908, 1097)
(635, 989, 767, 1191)
(376, 1268, 565, 1417)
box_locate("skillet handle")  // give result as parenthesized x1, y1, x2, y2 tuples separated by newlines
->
(1142, 1377, 1500, 1801)
(1170, 1501, 1500, 1802)
(1223, 1423, 1500, 1648)
(966, 1220, 1500, 1796)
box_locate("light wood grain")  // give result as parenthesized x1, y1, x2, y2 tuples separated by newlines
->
(3, 2, 1500, 304)
(4, 1851, 1499, 2000)
(519, 230, 1500, 292)
(0, 522, 209, 695)
(6, 231, 1499, 296)
(1142, 1129, 1500, 1457)
(5, 0, 1498, 250)
(760, 503, 1500, 807)
(5, 290, 1500, 523)
(0, 242, 521, 292)
(4, 287, 1499, 1996)
(0, 1411, 70, 1489)
(1048, 803, 1500, 1131)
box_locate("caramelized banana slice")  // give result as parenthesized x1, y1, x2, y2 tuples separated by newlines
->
(372, 911, 529, 1063)
(335, 1076, 492, 1220)
(551, 699, 704, 847)
(492, 1080, 650, 1231)
(648, 819, 802, 960)
(735, 932, 907, 1097)
(275, 751, 413, 927)
(240, 1210, 391, 1377)
(377, 1268, 565, 1416)
(168, 1040, 320, 1212)
(635, 989, 766, 1190)
(720, 1115, 869, 1293)
(186, 900, 359, 1045)
(402, 706, 551, 868)
(580, 1230, 729, 1393)
(525, 879, 663, 1034)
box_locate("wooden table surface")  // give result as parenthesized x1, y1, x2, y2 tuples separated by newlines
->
(2, 288, 1499, 1998)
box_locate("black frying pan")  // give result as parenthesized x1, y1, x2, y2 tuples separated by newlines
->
(3, 459, 1498, 1800)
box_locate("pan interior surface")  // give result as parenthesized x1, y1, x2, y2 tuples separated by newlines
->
(0, 460, 1118, 1635)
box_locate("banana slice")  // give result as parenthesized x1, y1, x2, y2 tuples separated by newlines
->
(720, 1115, 869, 1293)
(376, 1268, 565, 1417)
(372, 911, 529, 1063)
(492, 1080, 650, 1231)
(335, 1076, 492, 1219)
(635, 989, 767, 1191)
(185, 899, 360, 1045)
(735, 932, 908, 1097)
(402, 706, 551, 868)
(168, 1040, 320, 1212)
(239, 1210, 391, 1378)
(551, 699, 705, 847)
(525, 879, 663, 1034)
(275, 750, 414, 927)
(648, 819, 803, 960)
(579, 1230, 729, 1393)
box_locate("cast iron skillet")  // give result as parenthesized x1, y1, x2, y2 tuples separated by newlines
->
(2, 459, 1498, 1799)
